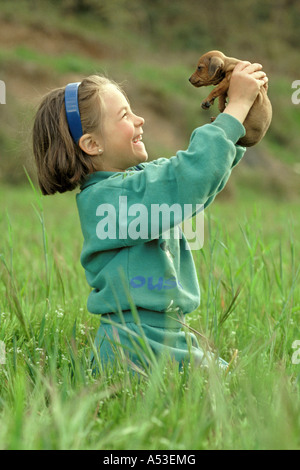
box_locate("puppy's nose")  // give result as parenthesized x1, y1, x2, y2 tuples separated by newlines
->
(188, 76, 192, 82)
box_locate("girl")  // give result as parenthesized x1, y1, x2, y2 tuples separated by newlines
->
(33, 63, 268, 371)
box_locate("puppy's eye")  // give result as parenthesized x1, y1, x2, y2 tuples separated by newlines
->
(197, 65, 203, 71)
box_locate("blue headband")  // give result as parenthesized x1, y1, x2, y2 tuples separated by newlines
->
(64, 82, 83, 144)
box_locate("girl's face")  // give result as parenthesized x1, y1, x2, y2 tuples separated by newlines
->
(99, 85, 148, 171)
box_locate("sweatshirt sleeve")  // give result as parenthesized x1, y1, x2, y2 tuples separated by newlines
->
(78, 113, 246, 249)
(120, 112, 246, 208)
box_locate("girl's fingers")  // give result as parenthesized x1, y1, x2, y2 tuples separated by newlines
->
(252, 71, 268, 85)
(252, 71, 267, 79)
(260, 76, 268, 86)
(255, 75, 268, 88)
(234, 61, 263, 74)
(233, 60, 251, 72)
(244, 63, 263, 73)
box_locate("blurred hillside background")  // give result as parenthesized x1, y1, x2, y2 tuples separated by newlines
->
(0, 0, 299, 200)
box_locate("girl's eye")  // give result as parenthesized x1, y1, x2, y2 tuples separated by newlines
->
(122, 110, 130, 119)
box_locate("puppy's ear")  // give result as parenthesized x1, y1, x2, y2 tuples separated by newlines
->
(208, 56, 224, 77)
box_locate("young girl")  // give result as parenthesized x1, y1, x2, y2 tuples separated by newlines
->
(33, 62, 268, 371)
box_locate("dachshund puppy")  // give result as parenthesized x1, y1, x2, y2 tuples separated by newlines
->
(189, 50, 272, 147)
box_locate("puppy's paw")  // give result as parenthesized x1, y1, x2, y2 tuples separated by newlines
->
(201, 101, 211, 109)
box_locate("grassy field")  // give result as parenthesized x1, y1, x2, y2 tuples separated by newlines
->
(0, 181, 299, 450)
(0, 0, 300, 451)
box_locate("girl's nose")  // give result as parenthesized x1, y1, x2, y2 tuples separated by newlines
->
(135, 114, 145, 126)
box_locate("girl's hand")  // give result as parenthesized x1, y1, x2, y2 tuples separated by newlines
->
(224, 61, 268, 124)
(228, 61, 268, 106)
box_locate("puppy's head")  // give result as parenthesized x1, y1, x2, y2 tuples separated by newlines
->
(189, 50, 226, 87)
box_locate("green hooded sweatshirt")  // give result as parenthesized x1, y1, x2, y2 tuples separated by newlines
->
(76, 113, 246, 316)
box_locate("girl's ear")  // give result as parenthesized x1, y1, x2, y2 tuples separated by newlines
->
(78, 133, 103, 156)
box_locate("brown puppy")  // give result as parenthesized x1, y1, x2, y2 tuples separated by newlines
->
(189, 50, 272, 147)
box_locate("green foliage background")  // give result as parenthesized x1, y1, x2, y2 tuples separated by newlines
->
(0, 0, 299, 198)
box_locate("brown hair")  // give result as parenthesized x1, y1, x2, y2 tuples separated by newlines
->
(32, 75, 126, 195)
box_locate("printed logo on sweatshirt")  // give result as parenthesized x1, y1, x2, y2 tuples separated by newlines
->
(95, 196, 204, 250)
(129, 275, 183, 290)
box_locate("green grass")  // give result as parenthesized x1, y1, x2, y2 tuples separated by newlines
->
(1, 1, 299, 449)
(0, 180, 299, 450)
